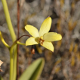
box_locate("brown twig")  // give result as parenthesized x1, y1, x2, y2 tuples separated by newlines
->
(10, 35, 30, 49)
(17, 35, 31, 40)
(17, 0, 20, 80)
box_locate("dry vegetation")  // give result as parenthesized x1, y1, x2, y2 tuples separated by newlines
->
(0, 0, 80, 80)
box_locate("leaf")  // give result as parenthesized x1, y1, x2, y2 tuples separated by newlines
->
(19, 58, 45, 80)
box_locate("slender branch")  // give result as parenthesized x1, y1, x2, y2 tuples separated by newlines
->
(17, 0, 20, 79)
(0, 31, 10, 49)
(1, 0, 16, 42)
(9, 50, 14, 80)
(10, 35, 30, 49)
(17, 0, 20, 37)
(1, 1, 17, 80)
(17, 35, 30, 40)
(17, 41, 26, 45)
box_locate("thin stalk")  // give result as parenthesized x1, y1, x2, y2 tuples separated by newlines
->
(0, 31, 10, 49)
(1, 1, 17, 80)
(17, 0, 20, 80)
(10, 50, 14, 80)
(13, 46, 17, 80)
(17, 41, 26, 45)
(10, 35, 30, 49)
(1, 0, 16, 42)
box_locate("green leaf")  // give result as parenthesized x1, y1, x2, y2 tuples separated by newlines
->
(0, 75, 3, 80)
(19, 58, 45, 80)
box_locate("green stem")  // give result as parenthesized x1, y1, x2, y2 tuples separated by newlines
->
(1, 0, 16, 42)
(9, 46, 17, 80)
(1, 0, 17, 80)
(10, 50, 13, 80)
(13, 46, 17, 80)
(0, 31, 10, 49)
(17, 41, 26, 45)
(1, 0, 16, 41)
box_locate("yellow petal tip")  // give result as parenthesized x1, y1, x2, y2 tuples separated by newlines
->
(58, 34, 62, 40)
(47, 17, 52, 23)
(25, 25, 39, 37)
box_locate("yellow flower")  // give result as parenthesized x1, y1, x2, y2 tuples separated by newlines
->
(25, 17, 62, 52)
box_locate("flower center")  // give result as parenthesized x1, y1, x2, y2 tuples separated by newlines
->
(39, 38, 44, 45)
(35, 37, 44, 45)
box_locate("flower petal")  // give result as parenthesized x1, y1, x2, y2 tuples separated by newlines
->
(26, 37, 38, 46)
(39, 17, 52, 37)
(41, 41, 54, 52)
(25, 25, 39, 37)
(43, 32, 62, 41)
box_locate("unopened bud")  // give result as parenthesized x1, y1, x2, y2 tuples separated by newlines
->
(0, 69, 3, 72)
(0, 60, 3, 72)
(31, 48, 35, 54)
(0, 60, 3, 66)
